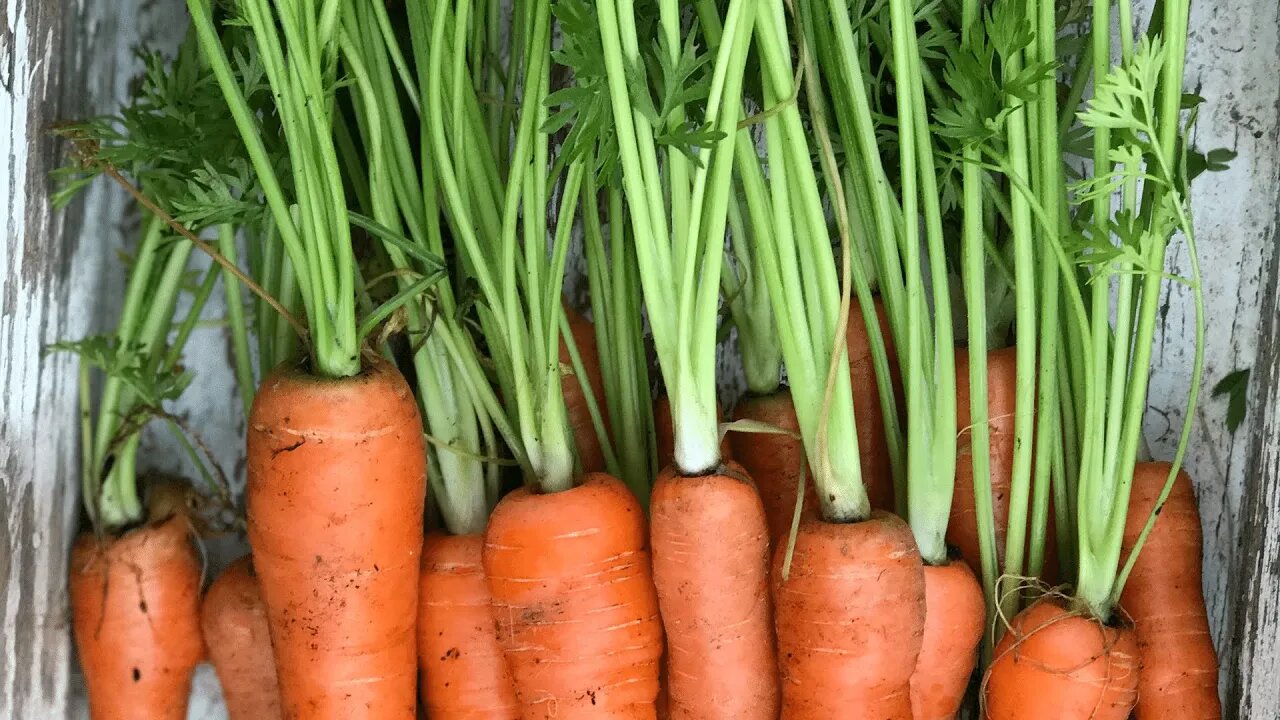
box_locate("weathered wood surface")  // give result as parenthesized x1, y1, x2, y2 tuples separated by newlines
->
(1, 0, 120, 714)
(1227, 210, 1280, 717)
(1138, 0, 1280, 707)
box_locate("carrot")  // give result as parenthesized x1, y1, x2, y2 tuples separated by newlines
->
(70, 514, 204, 720)
(910, 558, 985, 719)
(201, 555, 282, 720)
(561, 302, 611, 474)
(654, 394, 732, 470)
(729, 390, 816, 542)
(649, 461, 778, 719)
(417, 532, 519, 719)
(773, 513, 926, 719)
(246, 356, 426, 719)
(483, 472, 663, 717)
(951, 347, 1059, 582)
(983, 598, 1139, 719)
(951, 347, 1016, 571)
(845, 296, 902, 512)
(1120, 462, 1221, 719)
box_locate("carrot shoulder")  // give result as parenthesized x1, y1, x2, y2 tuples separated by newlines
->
(418, 532, 519, 719)
(1121, 462, 1221, 719)
(773, 513, 926, 719)
(730, 390, 816, 544)
(561, 303, 611, 474)
(70, 515, 204, 720)
(484, 473, 664, 718)
(983, 598, 1138, 719)
(650, 462, 779, 719)
(246, 357, 426, 719)
(201, 555, 281, 720)
(910, 558, 984, 720)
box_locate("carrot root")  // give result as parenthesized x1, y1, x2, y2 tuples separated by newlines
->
(729, 390, 816, 544)
(1121, 462, 1221, 719)
(773, 513, 926, 719)
(417, 532, 519, 719)
(484, 473, 664, 718)
(201, 555, 282, 720)
(983, 598, 1139, 720)
(70, 515, 204, 720)
(846, 297, 901, 513)
(910, 559, 985, 720)
(247, 357, 426, 719)
(951, 347, 1060, 583)
(650, 463, 779, 719)
(561, 302, 610, 474)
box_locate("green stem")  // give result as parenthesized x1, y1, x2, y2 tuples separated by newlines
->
(217, 225, 256, 414)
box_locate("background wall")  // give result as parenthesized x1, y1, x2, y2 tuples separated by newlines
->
(2, 1, 1277, 717)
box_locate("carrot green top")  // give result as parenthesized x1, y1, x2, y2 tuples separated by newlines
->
(594, 0, 757, 477)
(1066, 0, 1201, 621)
(187, 0, 361, 380)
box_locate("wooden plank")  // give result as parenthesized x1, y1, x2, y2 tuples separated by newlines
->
(1, 0, 190, 716)
(1133, 0, 1279, 704)
(1224, 173, 1280, 716)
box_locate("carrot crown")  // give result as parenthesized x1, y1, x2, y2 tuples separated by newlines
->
(595, 0, 757, 477)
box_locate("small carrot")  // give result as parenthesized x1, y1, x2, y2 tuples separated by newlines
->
(70, 514, 204, 720)
(845, 297, 902, 512)
(653, 393, 732, 471)
(951, 347, 1016, 571)
(910, 558, 985, 720)
(773, 513, 926, 719)
(418, 532, 519, 719)
(730, 390, 816, 542)
(201, 555, 281, 720)
(650, 461, 779, 719)
(483, 472, 664, 716)
(983, 598, 1139, 719)
(246, 356, 426, 719)
(561, 302, 611, 474)
(951, 347, 1059, 582)
(1120, 462, 1221, 719)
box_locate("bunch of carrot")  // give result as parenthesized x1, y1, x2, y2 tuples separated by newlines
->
(51, 0, 1228, 718)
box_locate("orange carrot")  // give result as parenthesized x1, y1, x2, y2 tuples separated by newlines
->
(417, 532, 519, 719)
(246, 356, 426, 719)
(730, 390, 816, 542)
(483, 472, 664, 717)
(561, 302, 611, 474)
(910, 558, 985, 719)
(654, 394, 732, 470)
(1120, 462, 1221, 719)
(951, 347, 1059, 582)
(845, 297, 901, 512)
(983, 598, 1139, 719)
(650, 461, 779, 719)
(201, 555, 282, 720)
(951, 347, 1016, 572)
(70, 514, 204, 720)
(773, 513, 926, 719)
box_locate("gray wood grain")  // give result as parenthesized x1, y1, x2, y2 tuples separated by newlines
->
(1138, 0, 1280, 706)
(1226, 205, 1280, 717)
